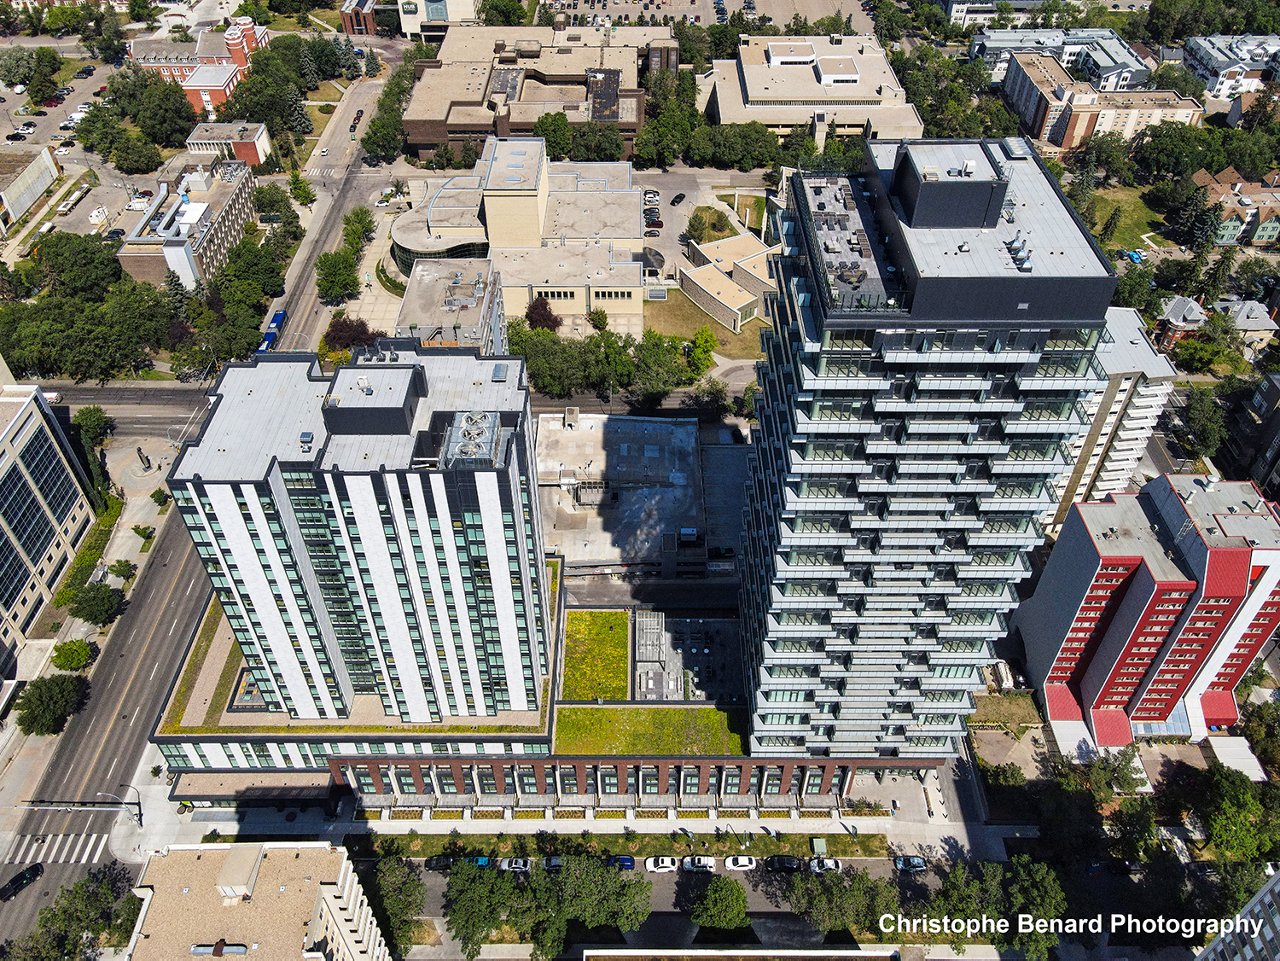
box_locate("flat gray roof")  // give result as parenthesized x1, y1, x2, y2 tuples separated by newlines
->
(867, 138, 1110, 280)
(1165, 475, 1280, 549)
(1076, 493, 1189, 582)
(173, 350, 528, 483)
(1100, 307, 1176, 380)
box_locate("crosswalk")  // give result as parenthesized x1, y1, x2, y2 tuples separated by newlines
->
(3, 833, 110, 865)
(308, 166, 339, 178)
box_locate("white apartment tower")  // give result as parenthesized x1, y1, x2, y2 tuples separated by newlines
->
(741, 138, 1116, 762)
(169, 344, 550, 722)
(1050, 307, 1174, 529)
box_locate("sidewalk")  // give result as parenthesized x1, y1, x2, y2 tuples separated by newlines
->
(0, 436, 173, 862)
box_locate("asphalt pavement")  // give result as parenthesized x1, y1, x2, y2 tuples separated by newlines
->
(0, 518, 209, 943)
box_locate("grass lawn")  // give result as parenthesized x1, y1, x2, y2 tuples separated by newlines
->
(372, 828, 887, 861)
(555, 705, 746, 755)
(264, 12, 308, 30)
(306, 104, 335, 139)
(562, 610, 630, 701)
(717, 193, 767, 232)
(135, 368, 176, 381)
(54, 59, 91, 86)
(644, 289, 765, 360)
(310, 7, 343, 29)
(1094, 185, 1171, 251)
(692, 205, 738, 242)
(972, 693, 1042, 731)
(309, 80, 345, 103)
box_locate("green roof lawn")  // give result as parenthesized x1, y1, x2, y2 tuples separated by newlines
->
(562, 610, 630, 701)
(555, 705, 746, 756)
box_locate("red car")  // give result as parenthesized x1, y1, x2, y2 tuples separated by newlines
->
(41, 98, 60, 108)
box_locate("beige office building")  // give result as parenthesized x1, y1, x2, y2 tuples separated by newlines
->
(706, 35, 924, 142)
(126, 842, 390, 961)
(1004, 53, 1202, 151)
(389, 136, 645, 336)
(402, 26, 678, 158)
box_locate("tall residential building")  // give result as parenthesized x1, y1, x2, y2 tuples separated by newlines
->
(1050, 307, 1175, 529)
(0, 368, 93, 658)
(168, 343, 550, 723)
(1185, 35, 1280, 99)
(1201, 870, 1280, 961)
(741, 137, 1115, 762)
(1016, 475, 1280, 751)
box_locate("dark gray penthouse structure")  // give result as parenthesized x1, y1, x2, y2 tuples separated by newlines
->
(741, 138, 1117, 762)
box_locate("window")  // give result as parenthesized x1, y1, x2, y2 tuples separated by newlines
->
(0, 466, 53, 562)
(20, 431, 78, 523)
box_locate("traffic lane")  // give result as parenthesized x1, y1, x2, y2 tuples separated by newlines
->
(25, 519, 206, 817)
(1, 524, 206, 942)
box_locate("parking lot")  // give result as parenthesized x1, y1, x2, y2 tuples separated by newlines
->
(1, 60, 124, 155)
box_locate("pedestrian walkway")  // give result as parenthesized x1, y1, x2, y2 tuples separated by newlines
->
(4, 832, 110, 865)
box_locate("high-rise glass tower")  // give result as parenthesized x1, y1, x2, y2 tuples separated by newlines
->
(742, 138, 1117, 761)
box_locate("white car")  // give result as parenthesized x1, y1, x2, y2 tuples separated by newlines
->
(497, 858, 532, 873)
(809, 857, 841, 874)
(681, 856, 716, 873)
(319, 147, 328, 156)
(375, 198, 390, 207)
(724, 856, 756, 872)
(54, 147, 70, 156)
(645, 856, 678, 873)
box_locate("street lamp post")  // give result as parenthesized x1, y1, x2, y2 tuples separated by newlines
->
(96, 785, 142, 828)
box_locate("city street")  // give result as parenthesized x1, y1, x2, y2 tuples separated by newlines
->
(0, 520, 208, 943)
(274, 76, 389, 352)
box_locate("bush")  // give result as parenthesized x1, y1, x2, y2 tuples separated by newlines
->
(50, 637, 95, 671)
(318, 102, 336, 114)
(132, 524, 155, 541)
(150, 489, 170, 507)
(54, 496, 123, 607)
(15, 673, 89, 735)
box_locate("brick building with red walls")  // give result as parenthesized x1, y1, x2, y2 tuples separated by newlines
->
(127, 17, 268, 119)
(1014, 474, 1280, 753)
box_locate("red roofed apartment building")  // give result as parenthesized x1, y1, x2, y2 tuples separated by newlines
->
(1013, 474, 1280, 755)
(127, 17, 267, 119)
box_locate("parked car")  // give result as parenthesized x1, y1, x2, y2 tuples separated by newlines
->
(0, 864, 42, 902)
(424, 855, 455, 871)
(670, 192, 686, 206)
(54, 147, 70, 156)
(375, 199, 390, 207)
(464, 856, 492, 869)
(60, 139, 75, 147)
(605, 855, 635, 871)
(764, 855, 802, 873)
(645, 856, 678, 873)
(644, 229, 660, 237)
(893, 855, 927, 874)
(681, 856, 715, 873)
(498, 858, 532, 873)
(724, 856, 756, 872)
(644, 206, 660, 217)
(809, 857, 841, 874)
(5, 134, 26, 142)
(646, 219, 663, 229)
(543, 856, 564, 873)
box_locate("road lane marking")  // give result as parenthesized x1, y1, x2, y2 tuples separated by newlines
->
(185, 579, 194, 596)
(90, 834, 109, 863)
(107, 756, 117, 779)
(128, 706, 140, 726)
(67, 834, 88, 863)
(170, 614, 179, 634)
(150, 661, 159, 680)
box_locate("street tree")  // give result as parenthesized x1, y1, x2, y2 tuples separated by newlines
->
(72, 406, 115, 448)
(364, 48, 381, 77)
(108, 559, 137, 580)
(50, 637, 94, 672)
(14, 673, 89, 735)
(70, 583, 124, 626)
(688, 324, 718, 377)
(445, 861, 517, 961)
(315, 250, 360, 302)
(1005, 855, 1067, 961)
(373, 857, 427, 955)
(787, 867, 899, 933)
(289, 170, 317, 206)
(526, 295, 562, 332)
(342, 206, 376, 254)
(691, 875, 749, 929)
(1098, 206, 1122, 245)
